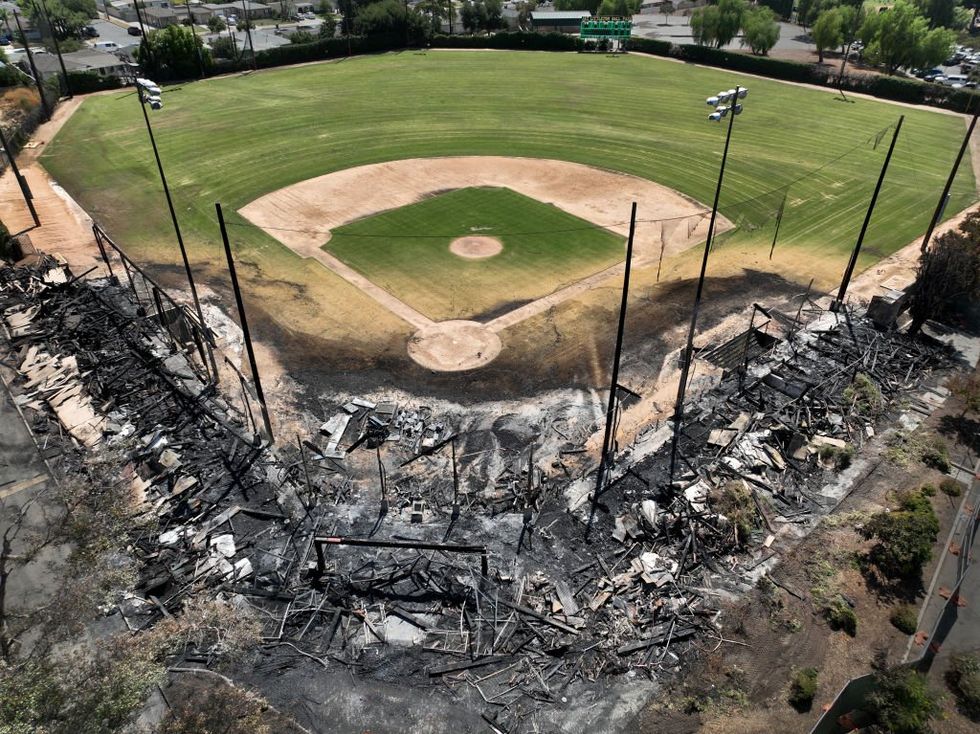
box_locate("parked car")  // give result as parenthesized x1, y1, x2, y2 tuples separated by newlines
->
(128, 25, 143, 36)
(82, 25, 98, 38)
(0, 37, 10, 46)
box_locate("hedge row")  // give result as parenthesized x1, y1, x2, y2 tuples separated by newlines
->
(628, 37, 980, 113)
(65, 71, 123, 94)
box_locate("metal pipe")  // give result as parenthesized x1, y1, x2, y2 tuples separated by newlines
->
(667, 86, 742, 487)
(33, 0, 71, 98)
(0, 124, 40, 227)
(585, 201, 637, 541)
(136, 85, 217, 381)
(12, 10, 51, 120)
(216, 201, 274, 444)
(920, 114, 977, 254)
(834, 115, 904, 309)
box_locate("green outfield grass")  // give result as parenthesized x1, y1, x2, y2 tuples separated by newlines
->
(325, 187, 624, 320)
(40, 51, 976, 322)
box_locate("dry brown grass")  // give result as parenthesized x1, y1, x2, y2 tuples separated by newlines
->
(0, 87, 40, 113)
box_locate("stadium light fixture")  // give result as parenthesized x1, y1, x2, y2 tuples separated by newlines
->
(667, 85, 748, 488)
(134, 78, 216, 381)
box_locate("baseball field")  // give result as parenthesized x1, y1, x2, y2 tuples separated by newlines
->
(39, 50, 977, 386)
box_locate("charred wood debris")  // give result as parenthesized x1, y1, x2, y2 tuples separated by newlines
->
(0, 257, 951, 730)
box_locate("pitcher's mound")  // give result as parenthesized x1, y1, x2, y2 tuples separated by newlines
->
(408, 320, 502, 371)
(449, 236, 503, 259)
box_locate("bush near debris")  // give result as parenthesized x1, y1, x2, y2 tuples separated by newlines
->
(890, 604, 918, 635)
(788, 667, 819, 710)
(824, 597, 857, 636)
(860, 490, 940, 582)
(867, 667, 941, 734)
(946, 653, 980, 720)
(940, 478, 963, 498)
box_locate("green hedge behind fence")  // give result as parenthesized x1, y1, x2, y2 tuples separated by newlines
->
(626, 37, 979, 113)
(65, 71, 124, 94)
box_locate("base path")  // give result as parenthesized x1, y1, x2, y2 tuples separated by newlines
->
(239, 156, 728, 371)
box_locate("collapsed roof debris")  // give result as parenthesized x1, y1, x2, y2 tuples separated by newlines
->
(0, 250, 954, 732)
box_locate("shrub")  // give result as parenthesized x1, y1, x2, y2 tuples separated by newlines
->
(788, 667, 819, 710)
(921, 435, 950, 472)
(709, 480, 758, 546)
(946, 654, 980, 720)
(940, 478, 963, 498)
(890, 604, 918, 635)
(920, 483, 936, 497)
(860, 490, 940, 581)
(65, 72, 123, 94)
(824, 599, 857, 636)
(867, 667, 941, 734)
(819, 443, 855, 470)
(843, 372, 884, 417)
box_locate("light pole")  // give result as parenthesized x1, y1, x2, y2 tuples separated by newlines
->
(133, 77, 217, 381)
(667, 86, 748, 488)
(33, 0, 71, 98)
(12, 9, 51, 120)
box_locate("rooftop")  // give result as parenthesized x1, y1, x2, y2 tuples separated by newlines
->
(530, 10, 592, 19)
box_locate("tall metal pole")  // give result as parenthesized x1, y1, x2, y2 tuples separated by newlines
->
(241, 0, 257, 71)
(920, 113, 977, 254)
(834, 115, 904, 309)
(34, 0, 72, 98)
(183, 1, 206, 78)
(0, 125, 41, 228)
(136, 86, 216, 380)
(585, 201, 637, 541)
(12, 10, 51, 121)
(667, 87, 742, 487)
(216, 202, 274, 444)
(132, 0, 156, 73)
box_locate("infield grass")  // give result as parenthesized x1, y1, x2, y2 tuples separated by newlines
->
(326, 187, 624, 320)
(40, 51, 977, 336)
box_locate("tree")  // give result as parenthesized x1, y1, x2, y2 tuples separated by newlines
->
(811, 7, 843, 63)
(914, 0, 958, 29)
(288, 28, 317, 42)
(29, 0, 96, 40)
(598, 0, 641, 16)
(866, 667, 941, 734)
(208, 14, 227, 33)
(662, 0, 674, 23)
(909, 211, 980, 334)
(948, 372, 980, 416)
(690, 5, 719, 46)
(797, 0, 838, 31)
(834, 3, 865, 81)
(740, 6, 779, 55)
(859, 490, 939, 581)
(516, 0, 536, 30)
(714, 0, 747, 47)
(554, 0, 602, 13)
(138, 24, 211, 80)
(460, 0, 477, 32)
(210, 34, 237, 57)
(757, 0, 792, 21)
(319, 13, 338, 36)
(483, 0, 503, 29)
(861, 0, 954, 74)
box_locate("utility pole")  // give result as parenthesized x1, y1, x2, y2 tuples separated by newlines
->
(182, 1, 207, 78)
(833, 115, 904, 310)
(215, 202, 274, 445)
(134, 81, 216, 381)
(241, 0, 258, 71)
(0, 125, 41, 228)
(11, 10, 50, 120)
(919, 113, 977, 254)
(34, 0, 71, 98)
(132, 0, 156, 73)
(585, 201, 637, 541)
(667, 85, 746, 487)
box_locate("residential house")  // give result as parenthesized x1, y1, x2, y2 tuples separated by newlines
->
(143, 5, 181, 27)
(33, 48, 133, 81)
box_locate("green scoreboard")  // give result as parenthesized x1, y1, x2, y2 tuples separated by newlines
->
(580, 16, 633, 40)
